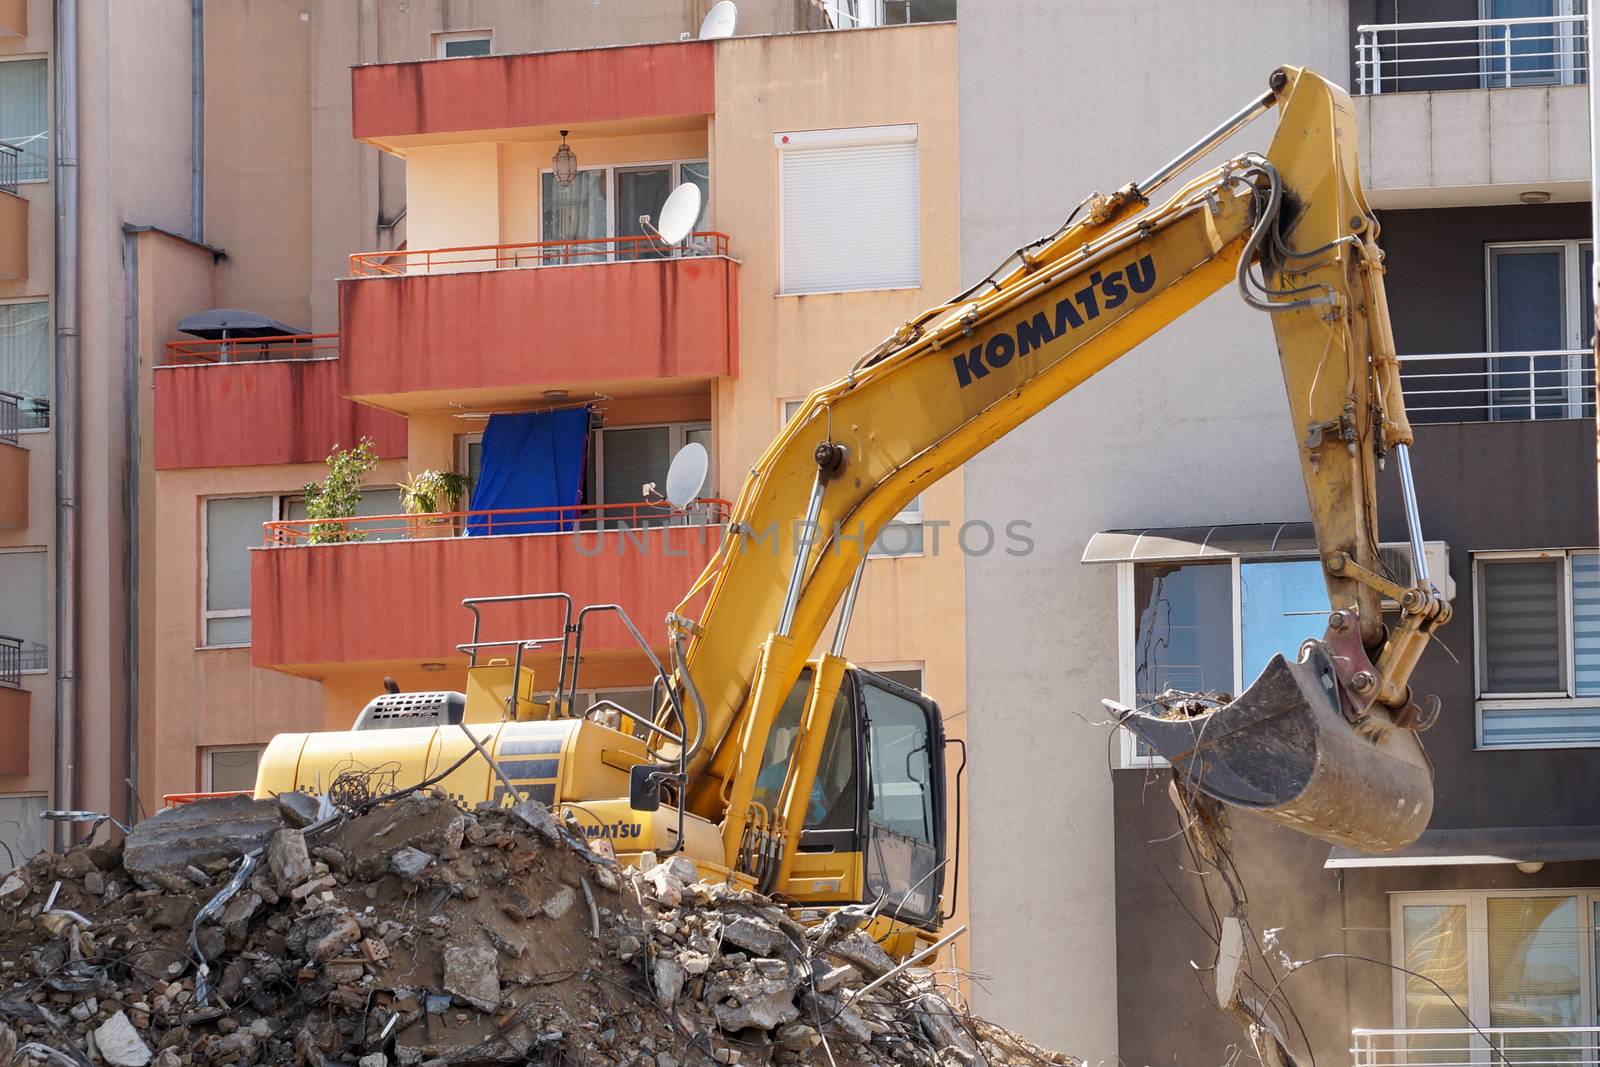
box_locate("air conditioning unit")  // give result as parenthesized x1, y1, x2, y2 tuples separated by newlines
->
(1376, 541, 1454, 607)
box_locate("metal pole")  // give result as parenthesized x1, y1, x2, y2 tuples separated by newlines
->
(776, 470, 828, 638)
(53, 0, 80, 851)
(1136, 89, 1275, 199)
(190, 0, 204, 242)
(1393, 444, 1431, 591)
(829, 560, 867, 657)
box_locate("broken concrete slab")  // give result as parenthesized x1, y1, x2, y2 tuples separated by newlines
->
(442, 942, 501, 1012)
(721, 914, 783, 956)
(93, 1010, 152, 1067)
(267, 827, 312, 895)
(122, 795, 282, 889)
(330, 793, 466, 879)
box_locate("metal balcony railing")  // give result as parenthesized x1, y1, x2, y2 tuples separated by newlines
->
(0, 391, 20, 445)
(0, 636, 19, 688)
(262, 498, 732, 546)
(0, 143, 18, 196)
(348, 232, 732, 277)
(161, 333, 338, 367)
(1352, 1026, 1600, 1067)
(1356, 13, 1589, 95)
(1400, 349, 1595, 423)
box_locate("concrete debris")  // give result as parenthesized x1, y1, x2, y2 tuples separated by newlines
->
(0, 791, 1078, 1067)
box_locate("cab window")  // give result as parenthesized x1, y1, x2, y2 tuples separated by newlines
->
(860, 677, 941, 922)
(750, 668, 812, 819)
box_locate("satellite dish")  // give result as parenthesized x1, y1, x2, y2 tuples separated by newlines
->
(655, 182, 703, 246)
(698, 0, 737, 39)
(664, 442, 709, 508)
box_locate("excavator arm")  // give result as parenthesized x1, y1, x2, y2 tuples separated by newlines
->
(658, 66, 1449, 870)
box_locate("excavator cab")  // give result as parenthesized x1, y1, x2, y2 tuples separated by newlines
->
(750, 665, 948, 928)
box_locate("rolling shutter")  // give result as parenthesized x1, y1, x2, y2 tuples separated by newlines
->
(1479, 558, 1563, 694)
(779, 125, 919, 295)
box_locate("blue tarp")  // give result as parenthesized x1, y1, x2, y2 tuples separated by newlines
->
(466, 408, 590, 535)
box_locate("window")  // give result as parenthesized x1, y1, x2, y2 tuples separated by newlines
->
(204, 496, 274, 647)
(826, 0, 955, 27)
(434, 31, 491, 58)
(591, 421, 713, 525)
(1481, 1, 1587, 88)
(777, 125, 918, 295)
(204, 746, 264, 793)
(0, 794, 46, 872)
(1475, 550, 1600, 747)
(540, 160, 711, 263)
(0, 549, 46, 671)
(0, 59, 47, 182)
(784, 399, 921, 557)
(1120, 557, 1329, 766)
(860, 676, 941, 921)
(1393, 891, 1599, 1054)
(0, 301, 49, 430)
(866, 666, 924, 692)
(1486, 241, 1594, 421)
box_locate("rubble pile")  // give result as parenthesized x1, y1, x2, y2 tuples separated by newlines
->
(0, 792, 1074, 1067)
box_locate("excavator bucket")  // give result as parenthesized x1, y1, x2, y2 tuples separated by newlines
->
(1118, 641, 1433, 852)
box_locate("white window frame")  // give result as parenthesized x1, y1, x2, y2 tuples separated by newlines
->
(1390, 889, 1600, 1033)
(433, 30, 492, 59)
(0, 56, 49, 186)
(1484, 239, 1594, 420)
(202, 744, 265, 793)
(0, 546, 47, 674)
(537, 159, 712, 249)
(592, 420, 712, 504)
(1473, 548, 1600, 750)
(1118, 556, 1328, 768)
(0, 298, 51, 434)
(775, 124, 920, 297)
(1477, 0, 1588, 87)
(782, 398, 923, 558)
(200, 494, 281, 650)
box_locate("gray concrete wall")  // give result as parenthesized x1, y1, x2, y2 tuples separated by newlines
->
(957, 3, 1350, 1059)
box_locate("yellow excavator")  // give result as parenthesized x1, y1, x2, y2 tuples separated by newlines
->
(257, 66, 1450, 955)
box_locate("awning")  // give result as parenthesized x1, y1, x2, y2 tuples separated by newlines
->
(1326, 826, 1600, 869)
(1081, 522, 1316, 565)
(177, 308, 310, 340)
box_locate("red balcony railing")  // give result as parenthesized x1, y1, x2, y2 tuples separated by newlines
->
(262, 498, 732, 546)
(348, 233, 732, 277)
(162, 333, 339, 366)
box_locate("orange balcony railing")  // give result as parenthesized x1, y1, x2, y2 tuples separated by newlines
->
(162, 333, 339, 366)
(262, 498, 732, 546)
(348, 232, 732, 277)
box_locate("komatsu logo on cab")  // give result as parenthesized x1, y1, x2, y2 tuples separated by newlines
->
(952, 254, 1156, 388)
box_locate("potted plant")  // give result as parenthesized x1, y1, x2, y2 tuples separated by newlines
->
(400, 468, 471, 536)
(303, 438, 379, 544)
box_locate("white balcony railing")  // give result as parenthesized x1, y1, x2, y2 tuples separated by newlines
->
(1400, 349, 1595, 424)
(1353, 1026, 1600, 1067)
(1356, 14, 1589, 95)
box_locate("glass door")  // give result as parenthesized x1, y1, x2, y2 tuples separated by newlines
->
(615, 165, 674, 260)
(541, 169, 609, 263)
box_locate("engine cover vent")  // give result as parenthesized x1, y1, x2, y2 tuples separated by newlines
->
(353, 691, 467, 731)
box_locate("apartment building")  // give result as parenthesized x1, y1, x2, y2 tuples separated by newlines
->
(2, 0, 963, 938)
(960, 2, 1599, 1064)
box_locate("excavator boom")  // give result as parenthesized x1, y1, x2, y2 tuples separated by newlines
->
(662, 66, 1449, 861)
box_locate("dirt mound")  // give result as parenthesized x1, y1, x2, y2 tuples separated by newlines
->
(0, 792, 1074, 1067)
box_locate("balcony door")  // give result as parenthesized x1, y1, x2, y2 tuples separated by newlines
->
(1487, 240, 1594, 420)
(1481, 0, 1588, 87)
(540, 160, 711, 264)
(591, 422, 713, 528)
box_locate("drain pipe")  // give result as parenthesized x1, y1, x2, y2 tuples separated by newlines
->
(52, 0, 81, 851)
(121, 229, 139, 826)
(190, 0, 202, 241)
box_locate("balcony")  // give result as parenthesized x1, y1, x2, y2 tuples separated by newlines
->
(1351, 1026, 1600, 1067)
(1353, 14, 1592, 206)
(0, 637, 28, 776)
(1401, 350, 1594, 424)
(0, 392, 27, 530)
(153, 334, 406, 469)
(0, 144, 26, 281)
(249, 501, 728, 677)
(338, 236, 739, 416)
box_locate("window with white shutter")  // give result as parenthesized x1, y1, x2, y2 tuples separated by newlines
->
(1477, 550, 1600, 747)
(778, 125, 919, 295)
(0, 549, 46, 670)
(204, 496, 274, 647)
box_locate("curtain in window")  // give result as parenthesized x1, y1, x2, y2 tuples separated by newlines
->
(1481, 559, 1563, 693)
(1573, 553, 1600, 696)
(0, 59, 47, 181)
(541, 170, 607, 263)
(205, 497, 272, 646)
(1402, 904, 1470, 1062)
(466, 409, 590, 535)
(0, 302, 48, 429)
(1488, 896, 1582, 1060)
(0, 550, 46, 666)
